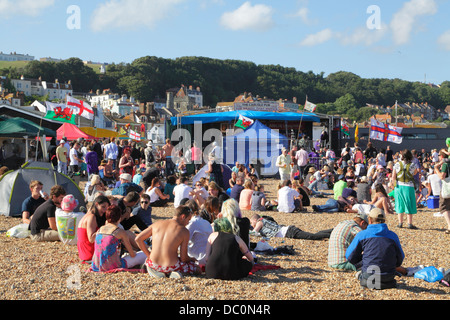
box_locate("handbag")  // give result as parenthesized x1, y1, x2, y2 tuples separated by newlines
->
(441, 177, 450, 199)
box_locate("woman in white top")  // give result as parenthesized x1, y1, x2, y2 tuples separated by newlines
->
(185, 200, 212, 265)
(146, 177, 169, 207)
(277, 180, 302, 213)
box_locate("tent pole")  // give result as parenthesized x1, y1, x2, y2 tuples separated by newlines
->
(24, 136, 29, 163)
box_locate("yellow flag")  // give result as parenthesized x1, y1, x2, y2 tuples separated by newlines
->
(119, 127, 126, 135)
(355, 124, 359, 143)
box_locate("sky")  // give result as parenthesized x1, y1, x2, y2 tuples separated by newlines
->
(1, 0, 450, 85)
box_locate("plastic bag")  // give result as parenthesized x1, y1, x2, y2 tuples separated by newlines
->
(55, 209, 85, 245)
(254, 240, 274, 252)
(6, 224, 30, 239)
(414, 266, 444, 283)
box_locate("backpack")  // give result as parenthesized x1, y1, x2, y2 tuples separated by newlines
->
(396, 162, 414, 183)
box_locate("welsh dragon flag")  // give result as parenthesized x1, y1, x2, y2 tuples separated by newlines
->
(67, 96, 94, 120)
(235, 115, 254, 129)
(44, 101, 77, 124)
(341, 120, 350, 136)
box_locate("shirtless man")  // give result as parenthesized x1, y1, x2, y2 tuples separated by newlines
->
(136, 205, 199, 278)
(162, 138, 175, 176)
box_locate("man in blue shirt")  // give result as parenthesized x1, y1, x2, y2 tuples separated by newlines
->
(230, 175, 245, 202)
(22, 180, 48, 224)
(346, 208, 404, 290)
(103, 137, 119, 170)
(111, 173, 143, 196)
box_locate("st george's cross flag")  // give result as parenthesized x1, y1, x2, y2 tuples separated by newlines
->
(66, 96, 94, 120)
(370, 118, 403, 144)
(44, 101, 77, 124)
(129, 129, 141, 141)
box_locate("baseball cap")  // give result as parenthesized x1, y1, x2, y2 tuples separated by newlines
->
(120, 173, 132, 181)
(368, 207, 386, 220)
(355, 213, 369, 223)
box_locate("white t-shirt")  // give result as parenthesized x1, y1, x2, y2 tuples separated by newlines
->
(426, 174, 442, 196)
(186, 215, 213, 264)
(69, 148, 79, 166)
(277, 186, 299, 213)
(173, 183, 193, 208)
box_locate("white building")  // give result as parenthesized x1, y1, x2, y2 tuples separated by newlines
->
(42, 80, 73, 100)
(186, 86, 203, 108)
(0, 52, 34, 62)
(88, 91, 139, 117)
(10, 76, 73, 99)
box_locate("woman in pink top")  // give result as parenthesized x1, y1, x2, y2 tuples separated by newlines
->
(77, 195, 110, 262)
(239, 179, 254, 211)
(191, 142, 202, 173)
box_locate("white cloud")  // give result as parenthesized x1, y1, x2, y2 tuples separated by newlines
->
(438, 30, 450, 51)
(292, 7, 312, 25)
(220, 2, 274, 32)
(300, 28, 333, 47)
(0, 0, 55, 17)
(90, 0, 186, 32)
(338, 23, 389, 46)
(390, 0, 437, 45)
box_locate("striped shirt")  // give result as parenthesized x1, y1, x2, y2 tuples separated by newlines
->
(327, 220, 362, 267)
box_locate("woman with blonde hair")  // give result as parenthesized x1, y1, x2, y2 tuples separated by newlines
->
(238, 179, 254, 211)
(214, 198, 251, 248)
(85, 174, 106, 203)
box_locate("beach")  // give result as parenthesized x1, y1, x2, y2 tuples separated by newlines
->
(0, 177, 449, 301)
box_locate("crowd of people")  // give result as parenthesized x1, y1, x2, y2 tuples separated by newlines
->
(9, 133, 450, 288)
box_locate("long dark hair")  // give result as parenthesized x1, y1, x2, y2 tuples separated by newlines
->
(402, 149, 413, 163)
(91, 195, 110, 227)
(375, 184, 388, 198)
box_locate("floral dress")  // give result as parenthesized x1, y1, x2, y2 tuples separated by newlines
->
(91, 227, 126, 272)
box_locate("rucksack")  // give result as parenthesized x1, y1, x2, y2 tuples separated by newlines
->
(397, 162, 413, 183)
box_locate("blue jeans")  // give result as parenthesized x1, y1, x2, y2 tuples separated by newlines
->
(309, 179, 319, 192)
(58, 161, 67, 175)
(314, 199, 340, 213)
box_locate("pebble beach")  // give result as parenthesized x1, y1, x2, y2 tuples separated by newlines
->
(1, 178, 449, 303)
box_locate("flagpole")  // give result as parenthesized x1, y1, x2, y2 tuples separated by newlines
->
(296, 95, 307, 147)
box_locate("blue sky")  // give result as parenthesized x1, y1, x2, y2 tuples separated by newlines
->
(1, 0, 450, 84)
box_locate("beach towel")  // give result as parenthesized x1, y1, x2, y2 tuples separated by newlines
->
(249, 264, 281, 275)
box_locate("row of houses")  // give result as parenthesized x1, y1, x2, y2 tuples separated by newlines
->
(365, 102, 449, 121)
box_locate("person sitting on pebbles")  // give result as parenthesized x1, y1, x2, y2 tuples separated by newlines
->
(136, 205, 201, 278)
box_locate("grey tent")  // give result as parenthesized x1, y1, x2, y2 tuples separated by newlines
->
(0, 161, 86, 217)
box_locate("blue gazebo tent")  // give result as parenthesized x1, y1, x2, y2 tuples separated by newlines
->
(222, 120, 289, 177)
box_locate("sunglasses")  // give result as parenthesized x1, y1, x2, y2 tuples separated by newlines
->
(141, 201, 149, 204)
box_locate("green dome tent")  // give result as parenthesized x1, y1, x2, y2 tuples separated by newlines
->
(0, 161, 86, 217)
